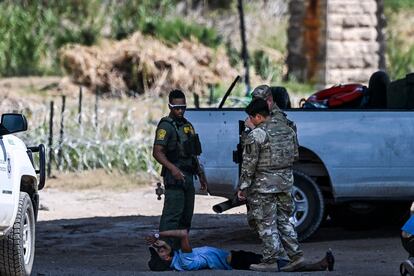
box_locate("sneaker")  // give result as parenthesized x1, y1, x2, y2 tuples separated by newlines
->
(400, 259, 414, 276)
(250, 262, 279, 272)
(281, 256, 306, 272)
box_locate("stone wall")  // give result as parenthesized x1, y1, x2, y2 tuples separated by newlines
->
(288, 0, 386, 86)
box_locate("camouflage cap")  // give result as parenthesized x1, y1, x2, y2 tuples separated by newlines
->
(251, 85, 271, 99)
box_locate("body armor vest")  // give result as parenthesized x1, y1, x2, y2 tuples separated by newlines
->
(158, 117, 202, 173)
(256, 120, 297, 171)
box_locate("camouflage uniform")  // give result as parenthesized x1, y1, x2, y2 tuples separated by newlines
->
(249, 85, 298, 158)
(239, 118, 303, 264)
(244, 85, 299, 237)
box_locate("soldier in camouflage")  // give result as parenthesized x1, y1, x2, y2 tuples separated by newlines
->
(251, 85, 299, 156)
(237, 98, 304, 272)
(242, 85, 299, 238)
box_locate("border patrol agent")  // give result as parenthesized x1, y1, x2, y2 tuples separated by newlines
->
(153, 89, 207, 249)
(237, 99, 304, 272)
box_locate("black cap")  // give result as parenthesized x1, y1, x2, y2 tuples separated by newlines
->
(148, 247, 172, 271)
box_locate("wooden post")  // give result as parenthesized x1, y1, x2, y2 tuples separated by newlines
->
(208, 84, 214, 106)
(47, 101, 54, 178)
(57, 95, 66, 171)
(237, 0, 250, 95)
(193, 93, 200, 108)
(78, 86, 83, 125)
(95, 89, 99, 128)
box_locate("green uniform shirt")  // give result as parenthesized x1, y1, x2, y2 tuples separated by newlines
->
(154, 116, 195, 171)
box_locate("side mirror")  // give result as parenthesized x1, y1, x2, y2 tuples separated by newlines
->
(0, 114, 28, 135)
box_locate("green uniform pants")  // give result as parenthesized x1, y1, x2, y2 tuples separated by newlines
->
(159, 172, 195, 232)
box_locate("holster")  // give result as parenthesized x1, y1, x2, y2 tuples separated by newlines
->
(163, 170, 185, 189)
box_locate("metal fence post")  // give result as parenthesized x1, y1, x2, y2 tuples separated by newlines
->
(57, 95, 66, 171)
(47, 101, 54, 178)
(78, 86, 83, 125)
(95, 89, 99, 128)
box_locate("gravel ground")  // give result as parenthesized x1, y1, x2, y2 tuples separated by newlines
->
(32, 186, 406, 276)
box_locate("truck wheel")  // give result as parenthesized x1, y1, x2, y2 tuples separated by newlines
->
(0, 192, 35, 276)
(291, 171, 324, 241)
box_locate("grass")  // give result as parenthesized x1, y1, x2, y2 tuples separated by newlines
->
(385, 8, 414, 80)
(0, 1, 220, 77)
(142, 18, 221, 48)
(384, 0, 414, 11)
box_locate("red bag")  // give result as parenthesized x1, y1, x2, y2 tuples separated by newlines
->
(303, 84, 367, 108)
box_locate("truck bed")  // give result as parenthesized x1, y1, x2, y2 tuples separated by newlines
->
(187, 108, 414, 201)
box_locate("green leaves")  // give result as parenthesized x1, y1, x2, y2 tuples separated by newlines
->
(0, 0, 221, 77)
(386, 30, 414, 80)
(0, 4, 44, 76)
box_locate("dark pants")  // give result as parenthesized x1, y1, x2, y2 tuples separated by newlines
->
(159, 173, 195, 249)
(230, 250, 262, 270)
(402, 234, 414, 257)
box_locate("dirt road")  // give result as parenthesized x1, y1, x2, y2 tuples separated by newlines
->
(32, 185, 406, 275)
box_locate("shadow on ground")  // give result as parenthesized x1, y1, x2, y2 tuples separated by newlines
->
(32, 214, 405, 275)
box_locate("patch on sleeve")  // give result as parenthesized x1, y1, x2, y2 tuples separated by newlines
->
(184, 125, 194, 134)
(156, 129, 167, 140)
(245, 144, 252, 154)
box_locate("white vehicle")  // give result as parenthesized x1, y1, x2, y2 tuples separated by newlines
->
(0, 114, 45, 276)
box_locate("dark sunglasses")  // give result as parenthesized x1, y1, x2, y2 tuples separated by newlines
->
(168, 103, 187, 110)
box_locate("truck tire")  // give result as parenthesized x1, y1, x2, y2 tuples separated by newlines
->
(292, 171, 324, 241)
(0, 192, 35, 276)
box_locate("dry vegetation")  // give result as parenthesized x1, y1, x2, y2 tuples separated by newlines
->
(46, 169, 154, 191)
(60, 32, 239, 96)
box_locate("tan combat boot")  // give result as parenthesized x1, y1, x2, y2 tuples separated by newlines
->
(281, 256, 306, 272)
(249, 262, 279, 272)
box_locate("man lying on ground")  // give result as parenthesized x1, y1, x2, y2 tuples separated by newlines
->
(145, 229, 334, 272)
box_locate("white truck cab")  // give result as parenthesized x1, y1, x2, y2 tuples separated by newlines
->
(0, 113, 45, 276)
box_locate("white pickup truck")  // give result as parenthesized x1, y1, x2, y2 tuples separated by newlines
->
(186, 76, 414, 241)
(0, 114, 45, 276)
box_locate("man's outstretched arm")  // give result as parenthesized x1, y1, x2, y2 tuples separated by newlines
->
(146, 229, 192, 253)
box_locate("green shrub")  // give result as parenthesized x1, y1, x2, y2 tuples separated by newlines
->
(384, 0, 414, 11)
(253, 50, 271, 80)
(0, 4, 45, 76)
(252, 50, 284, 82)
(110, 0, 221, 48)
(225, 41, 241, 67)
(386, 34, 414, 80)
(0, 0, 221, 76)
(0, 1, 104, 76)
(145, 18, 221, 48)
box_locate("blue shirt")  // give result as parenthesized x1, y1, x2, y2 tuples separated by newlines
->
(402, 215, 414, 235)
(170, 246, 232, 271)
